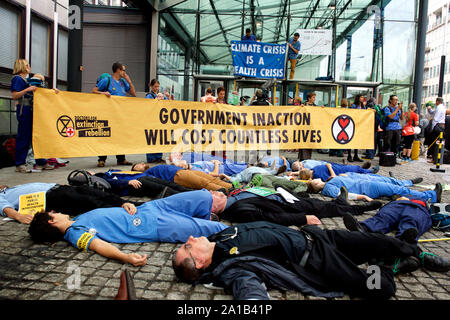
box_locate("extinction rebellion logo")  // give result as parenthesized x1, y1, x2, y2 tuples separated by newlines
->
(56, 115, 111, 138)
(331, 115, 355, 144)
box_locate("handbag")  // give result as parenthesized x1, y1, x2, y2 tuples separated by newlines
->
(413, 126, 421, 135)
(402, 125, 415, 136)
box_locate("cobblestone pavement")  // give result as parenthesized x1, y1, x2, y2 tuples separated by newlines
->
(0, 151, 449, 300)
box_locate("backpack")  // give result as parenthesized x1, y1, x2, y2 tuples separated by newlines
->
(96, 73, 125, 91)
(376, 105, 388, 130)
(67, 169, 112, 192)
(430, 203, 450, 232)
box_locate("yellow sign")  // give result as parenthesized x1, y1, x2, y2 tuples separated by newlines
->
(19, 191, 46, 215)
(33, 89, 374, 158)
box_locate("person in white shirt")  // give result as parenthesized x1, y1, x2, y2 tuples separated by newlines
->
(426, 97, 450, 160)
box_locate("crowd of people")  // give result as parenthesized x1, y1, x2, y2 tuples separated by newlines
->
(5, 54, 450, 301)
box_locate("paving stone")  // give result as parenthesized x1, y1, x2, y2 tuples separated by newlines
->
(412, 291, 436, 299)
(189, 293, 211, 300)
(167, 292, 188, 300)
(39, 290, 71, 300)
(149, 281, 171, 291)
(0, 289, 24, 299)
(212, 294, 233, 300)
(141, 290, 166, 299)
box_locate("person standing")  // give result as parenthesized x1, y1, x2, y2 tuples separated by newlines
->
(383, 95, 403, 156)
(145, 79, 167, 164)
(287, 33, 301, 80)
(298, 92, 316, 161)
(241, 28, 257, 41)
(347, 94, 365, 162)
(401, 103, 419, 161)
(10, 59, 55, 173)
(426, 97, 450, 161)
(215, 87, 227, 104)
(92, 62, 135, 167)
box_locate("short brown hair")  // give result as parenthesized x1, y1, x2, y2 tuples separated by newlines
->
(340, 98, 349, 108)
(307, 92, 316, 100)
(28, 212, 64, 243)
(13, 59, 29, 75)
(299, 169, 312, 180)
(172, 249, 204, 284)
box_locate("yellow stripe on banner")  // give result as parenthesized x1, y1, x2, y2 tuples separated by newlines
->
(32, 88, 375, 158)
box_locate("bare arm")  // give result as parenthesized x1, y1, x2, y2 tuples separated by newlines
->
(387, 105, 400, 119)
(11, 86, 36, 100)
(326, 163, 336, 178)
(209, 160, 221, 177)
(91, 86, 111, 97)
(3, 207, 33, 224)
(88, 238, 147, 266)
(123, 73, 136, 97)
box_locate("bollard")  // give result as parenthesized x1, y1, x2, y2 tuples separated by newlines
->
(430, 131, 445, 173)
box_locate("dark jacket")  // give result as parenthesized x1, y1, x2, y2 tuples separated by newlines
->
(197, 221, 343, 299)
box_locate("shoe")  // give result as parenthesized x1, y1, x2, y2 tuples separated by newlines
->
(117, 160, 133, 165)
(35, 163, 55, 170)
(15, 165, 32, 173)
(360, 200, 383, 212)
(410, 177, 423, 184)
(434, 183, 443, 203)
(347, 157, 354, 163)
(371, 165, 380, 174)
(114, 269, 137, 300)
(342, 213, 366, 233)
(353, 156, 363, 162)
(97, 160, 105, 167)
(361, 161, 371, 169)
(249, 174, 263, 188)
(419, 252, 450, 272)
(336, 186, 349, 205)
(392, 257, 421, 275)
(217, 188, 228, 195)
(389, 171, 395, 178)
(398, 228, 418, 244)
(231, 180, 242, 190)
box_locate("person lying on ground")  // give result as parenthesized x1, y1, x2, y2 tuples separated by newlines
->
(172, 221, 450, 300)
(0, 183, 135, 224)
(258, 155, 291, 171)
(172, 159, 249, 178)
(28, 190, 228, 266)
(289, 159, 372, 176)
(130, 163, 232, 192)
(298, 162, 380, 182)
(220, 163, 286, 187)
(306, 173, 442, 204)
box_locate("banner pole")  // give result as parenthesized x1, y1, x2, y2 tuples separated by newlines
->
(273, 80, 276, 106)
(430, 131, 445, 173)
(295, 83, 298, 99)
(336, 85, 339, 107)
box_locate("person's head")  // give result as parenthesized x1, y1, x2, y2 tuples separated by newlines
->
(210, 190, 227, 214)
(354, 94, 363, 107)
(173, 160, 191, 170)
(255, 89, 263, 98)
(172, 235, 213, 283)
(366, 97, 375, 109)
(217, 86, 226, 101)
(291, 161, 303, 172)
(408, 102, 417, 112)
(340, 98, 349, 108)
(299, 168, 313, 180)
(13, 59, 30, 75)
(293, 32, 300, 41)
(389, 95, 398, 106)
(150, 79, 160, 93)
(307, 92, 316, 103)
(255, 161, 268, 168)
(28, 211, 67, 243)
(436, 97, 443, 106)
(294, 96, 302, 105)
(306, 178, 325, 193)
(32, 73, 45, 82)
(206, 87, 213, 95)
(112, 62, 126, 77)
(246, 28, 251, 36)
(131, 162, 150, 172)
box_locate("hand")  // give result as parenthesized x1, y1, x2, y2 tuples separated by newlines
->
(122, 72, 131, 82)
(362, 195, 373, 202)
(27, 86, 37, 92)
(306, 215, 321, 225)
(128, 179, 142, 189)
(211, 160, 221, 165)
(53, 88, 60, 94)
(103, 91, 111, 97)
(16, 214, 33, 224)
(122, 203, 137, 215)
(126, 253, 147, 267)
(280, 156, 286, 161)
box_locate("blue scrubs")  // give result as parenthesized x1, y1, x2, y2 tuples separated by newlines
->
(301, 160, 327, 169)
(344, 172, 413, 187)
(312, 164, 372, 182)
(64, 190, 227, 250)
(361, 200, 432, 242)
(0, 183, 56, 215)
(288, 38, 301, 60)
(190, 161, 248, 176)
(260, 156, 291, 171)
(182, 152, 227, 163)
(322, 175, 437, 203)
(97, 77, 130, 97)
(145, 91, 164, 161)
(145, 165, 182, 182)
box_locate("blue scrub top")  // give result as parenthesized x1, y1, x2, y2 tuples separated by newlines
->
(0, 183, 56, 215)
(384, 106, 402, 130)
(145, 165, 182, 182)
(97, 77, 130, 96)
(301, 160, 326, 169)
(260, 156, 291, 171)
(190, 161, 248, 176)
(288, 38, 301, 60)
(11, 75, 32, 105)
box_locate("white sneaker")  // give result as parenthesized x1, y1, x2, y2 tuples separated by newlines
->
(35, 163, 55, 170)
(15, 165, 32, 173)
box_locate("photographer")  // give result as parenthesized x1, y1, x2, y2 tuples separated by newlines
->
(250, 89, 270, 106)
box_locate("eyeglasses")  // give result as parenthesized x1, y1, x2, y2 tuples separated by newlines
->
(184, 243, 196, 268)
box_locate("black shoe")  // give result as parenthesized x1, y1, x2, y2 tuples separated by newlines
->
(336, 186, 349, 205)
(371, 165, 380, 174)
(360, 200, 383, 212)
(434, 183, 443, 203)
(361, 161, 371, 169)
(419, 252, 450, 272)
(391, 194, 402, 201)
(217, 188, 228, 196)
(392, 257, 421, 274)
(342, 213, 366, 233)
(398, 227, 419, 244)
(347, 156, 354, 163)
(410, 177, 423, 184)
(156, 186, 169, 199)
(389, 171, 395, 178)
(353, 156, 363, 162)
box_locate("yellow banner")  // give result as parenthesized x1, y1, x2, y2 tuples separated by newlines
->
(33, 89, 374, 158)
(19, 191, 46, 215)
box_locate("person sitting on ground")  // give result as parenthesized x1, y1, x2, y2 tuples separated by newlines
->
(342, 196, 434, 244)
(131, 163, 232, 192)
(90, 169, 193, 199)
(307, 173, 442, 204)
(0, 183, 135, 224)
(172, 221, 450, 300)
(216, 185, 382, 227)
(28, 190, 228, 266)
(173, 159, 248, 178)
(298, 162, 379, 182)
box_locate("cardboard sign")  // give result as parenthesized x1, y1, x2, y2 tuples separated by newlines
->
(19, 192, 46, 215)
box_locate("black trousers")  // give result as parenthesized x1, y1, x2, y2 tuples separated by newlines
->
(426, 125, 444, 157)
(45, 185, 125, 216)
(383, 129, 402, 153)
(291, 197, 378, 218)
(303, 226, 420, 299)
(98, 155, 125, 162)
(129, 176, 193, 198)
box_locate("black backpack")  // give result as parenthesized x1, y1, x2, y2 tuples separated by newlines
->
(67, 170, 112, 192)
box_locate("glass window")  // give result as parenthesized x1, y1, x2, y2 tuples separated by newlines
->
(0, 2, 19, 69)
(31, 17, 50, 76)
(58, 29, 68, 81)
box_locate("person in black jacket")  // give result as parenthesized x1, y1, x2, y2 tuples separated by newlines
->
(172, 221, 450, 300)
